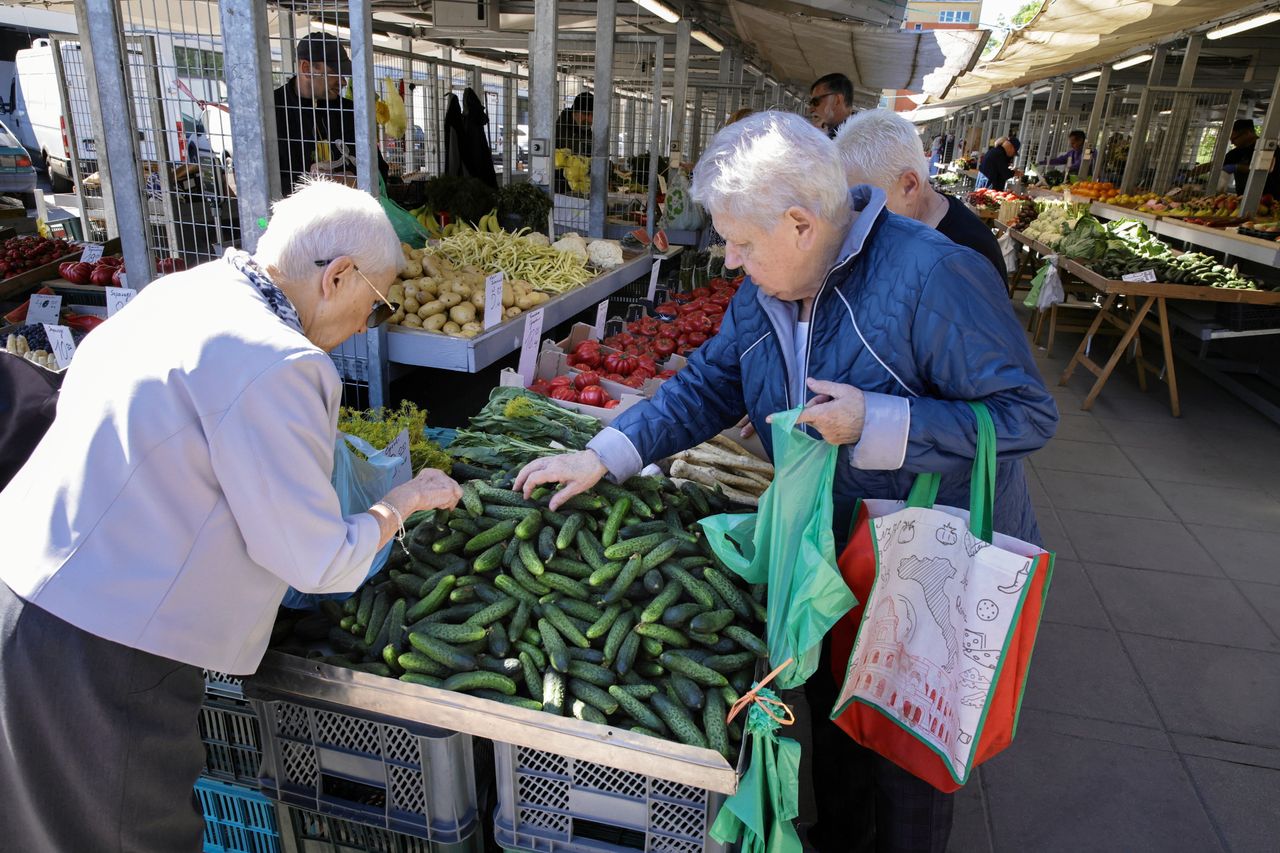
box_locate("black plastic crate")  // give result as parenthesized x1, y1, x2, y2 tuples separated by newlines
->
(279, 804, 483, 853)
(1215, 301, 1280, 331)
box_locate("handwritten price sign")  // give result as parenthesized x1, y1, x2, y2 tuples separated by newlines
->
(105, 286, 137, 317)
(518, 307, 546, 385)
(42, 324, 76, 369)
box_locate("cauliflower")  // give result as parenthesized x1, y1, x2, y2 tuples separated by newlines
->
(523, 232, 550, 248)
(552, 232, 589, 263)
(587, 239, 624, 268)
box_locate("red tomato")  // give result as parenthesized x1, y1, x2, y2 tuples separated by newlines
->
(652, 336, 677, 358)
(604, 400, 620, 409)
(573, 371, 602, 390)
(686, 331, 709, 347)
(549, 375, 573, 388)
(658, 369, 677, 379)
(549, 386, 579, 403)
(604, 350, 638, 376)
(90, 266, 115, 286)
(572, 342, 603, 368)
(578, 385, 609, 407)
(63, 262, 94, 284)
(97, 256, 124, 269)
(621, 375, 646, 389)
(529, 380, 552, 395)
(604, 372, 625, 383)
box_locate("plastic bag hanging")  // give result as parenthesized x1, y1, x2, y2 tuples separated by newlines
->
(699, 407, 858, 689)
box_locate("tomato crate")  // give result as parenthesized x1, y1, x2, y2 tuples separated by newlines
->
(248, 691, 480, 844)
(196, 776, 281, 853)
(492, 743, 733, 853)
(200, 696, 264, 787)
(278, 804, 485, 853)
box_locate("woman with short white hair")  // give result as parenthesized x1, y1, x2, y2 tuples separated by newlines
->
(836, 109, 1007, 279)
(512, 111, 1056, 853)
(0, 179, 462, 852)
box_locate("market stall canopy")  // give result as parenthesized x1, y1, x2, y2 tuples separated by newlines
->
(940, 0, 1265, 101)
(724, 1, 989, 99)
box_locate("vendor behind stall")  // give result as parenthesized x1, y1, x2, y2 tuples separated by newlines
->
(0, 180, 462, 853)
(977, 135, 1022, 190)
(1215, 119, 1279, 197)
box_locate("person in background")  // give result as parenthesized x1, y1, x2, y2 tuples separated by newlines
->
(272, 33, 389, 194)
(837, 109, 1007, 280)
(512, 111, 1056, 853)
(554, 91, 595, 192)
(0, 180, 462, 852)
(1215, 119, 1279, 197)
(728, 106, 756, 125)
(928, 133, 945, 176)
(809, 72, 856, 138)
(1044, 129, 1088, 176)
(977, 135, 1021, 190)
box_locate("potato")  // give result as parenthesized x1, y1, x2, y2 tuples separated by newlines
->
(443, 321, 461, 334)
(423, 313, 447, 332)
(403, 282, 420, 299)
(389, 309, 405, 325)
(437, 292, 462, 308)
(402, 260, 423, 278)
(501, 282, 514, 308)
(419, 300, 445, 317)
(450, 303, 477, 324)
(388, 283, 405, 302)
(458, 328, 479, 339)
(470, 290, 485, 309)
(504, 306, 523, 319)
(402, 296, 421, 314)
(401, 314, 423, 328)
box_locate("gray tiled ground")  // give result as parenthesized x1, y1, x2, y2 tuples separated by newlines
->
(941, 331, 1280, 852)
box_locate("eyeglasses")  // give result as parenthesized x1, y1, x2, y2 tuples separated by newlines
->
(809, 91, 837, 109)
(315, 259, 400, 326)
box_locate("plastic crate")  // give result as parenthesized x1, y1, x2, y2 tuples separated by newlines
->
(205, 669, 246, 700)
(196, 776, 281, 853)
(250, 694, 479, 844)
(279, 803, 484, 853)
(201, 696, 264, 786)
(492, 743, 732, 853)
(1214, 301, 1280, 331)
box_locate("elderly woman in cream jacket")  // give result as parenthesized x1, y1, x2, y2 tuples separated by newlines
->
(0, 180, 462, 853)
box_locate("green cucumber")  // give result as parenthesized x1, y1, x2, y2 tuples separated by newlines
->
(603, 532, 665, 561)
(540, 572, 590, 601)
(588, 560, 626, 589)
(568, 647, 606, 664)
(518, 652, 543, 701)
(397, 652, 450, 677)
(661, 563, 715, 608)
(617, 682, 659, 699)
(703, 653, 756, 674)
(538, 525, 558, 562)
(703, 567, 753, 620)
(560, 493, 605, 512)
(538, 618, 572, 673)
(635, 661, 666, 678)
(723, 625, 769, 657)
(464, 519, 517, 555)
(442, 671, 517, 695)
(662, 602, 708, 628)
(567, 660, 616, 688)
(661, 652, 729, 687)
(465, 597, 519, 627)
(399, 672, 443, 688)
(651, 693, 708, 748)
(635, 622, 690, 648)
(461, 481, 484, 516)
(514, 640, 547, 670)
(448, 517, 480, 537)
(478, 656, 523, 677)
(542, 603, 591, 649)
(508, 600, 532, 645)
(571, 699, 608, 725)
(518, 541, 546, 576)
(432, 530, 468, 554)
(640, 581, 684, 624)
(643, 569, 665, 594)
(690, 609, 735, 634)
(415, 622, 487, 644)
(640, 636, 665, 658)
(586, 603, 623, 640)
(556, 513, 586, 551)
(475, 482, 536, 508)
(502, 535, 522, 570)
(407, 633, 477, 670)
(473, 542, 506, 573)
(558, 598, 606, 625)
(614, 629, 641, 675)
(487, 623, 510, 657)
(602, 495, 631, 547)
(355, 586, 376, 627)
(547, 557, 594, 580)
(448, 586, 477, 604)
(603, 610, 636, 664)
(641, 538, 682, 571)
(515, 510, 543, 541)
(609, 685, 665, 730)
(576, 529, 609, 572)
(704, 689, 732, 759)
(569, 679, 619, 715)
(363, 592, 390, 646)
(494, 574, 541, 607)
(382, 643, 404, 674)
(541, 508, 569, 528)
(602, 554, 645, 605)
(511, 560, 551, 595)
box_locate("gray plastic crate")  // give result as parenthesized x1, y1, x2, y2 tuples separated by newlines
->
(492, 743, 733, 853)
(205, 669, 246, 700)
(250, 694, 479, 844)
(278, 803, 484, 853)
(200, 697, 263, 787)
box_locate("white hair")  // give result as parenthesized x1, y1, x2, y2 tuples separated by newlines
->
(691, 111, 849, 231)
(254, 179, 403, 283)
(835, 109, 931, 190)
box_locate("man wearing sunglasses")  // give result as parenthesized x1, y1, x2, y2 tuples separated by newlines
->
(0, 180, 461, 852)
(809, 73, 856, 139)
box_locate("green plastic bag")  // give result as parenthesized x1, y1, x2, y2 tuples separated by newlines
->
(699, 407, 858, 689)
(710, 687, 803, 853)
(379, 175, 430, 248)
(1022, 260, 1051, 309)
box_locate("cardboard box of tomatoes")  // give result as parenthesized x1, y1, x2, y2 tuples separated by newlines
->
(552, 324, 685, 388)
(498, 350, 647, 426)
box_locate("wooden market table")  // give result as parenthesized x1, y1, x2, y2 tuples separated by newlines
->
(1056, 258, 1280, 417)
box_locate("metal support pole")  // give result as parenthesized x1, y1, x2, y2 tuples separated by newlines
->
(1035, 82, 1060, 166)
(1240, 80, 1274, 216)
(731, 54, 744, 115)
(349, 0, 378, 196)
(588, 0, 615, 238)
(647, 38, 665, 240)
(1121, 84, 1155, 192)
(80, 0, 151, 284)
(1146, 45, 1168, 88)
(502, 69, 515, 183)
(1178, 35, 1203, 88)
(1049, 79, 1073, 164)
(670, 20, 691, 166)
(139, 36, 180, 258)
(529, 0, 558, 197)
(1082, 66, 1110, 179)
(690, 86, 705, 160)
(716, 51, 731, 128)
(402, 37, 416, 175)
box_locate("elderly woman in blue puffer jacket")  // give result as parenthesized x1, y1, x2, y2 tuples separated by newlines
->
(516, 111, 1057, 853)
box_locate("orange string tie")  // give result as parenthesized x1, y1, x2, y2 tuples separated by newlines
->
(726, 657, 797, 727)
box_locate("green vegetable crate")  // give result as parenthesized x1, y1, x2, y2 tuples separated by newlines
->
(492, 742, 738, 853)
(246, 690, 480, 845)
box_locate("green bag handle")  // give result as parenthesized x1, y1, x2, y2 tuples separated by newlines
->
(905, 402, 996, 542)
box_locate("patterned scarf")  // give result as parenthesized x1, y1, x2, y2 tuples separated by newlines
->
(225, 248, 304, 335)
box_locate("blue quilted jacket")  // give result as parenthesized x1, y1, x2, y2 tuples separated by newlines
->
(594, 186, 1057, 545)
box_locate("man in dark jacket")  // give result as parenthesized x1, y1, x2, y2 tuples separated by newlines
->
(272, 33, 388, 194)
(515, 112, 1057, 853)
(837, 109, 1007, 280)
(554, 91, 594, 193)
(977, 136, 1021, 190)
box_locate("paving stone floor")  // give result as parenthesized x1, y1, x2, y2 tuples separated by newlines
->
(797, 321, 1280, 853)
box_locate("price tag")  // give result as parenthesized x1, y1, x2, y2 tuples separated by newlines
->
(42, 324, 76, 369)
(382, 428, 412, 488)
(518, 307, 546, 386)
(116, 272, 127, 288)
(1122, 269, 1158, 283)
(593, 300, 610, 338)
(646, 257, 663, 302)
(79, 243, 104, 264)
(483, 272, 505, 329)
(105, 286, 137, 317)
(27, 294, 62, 325)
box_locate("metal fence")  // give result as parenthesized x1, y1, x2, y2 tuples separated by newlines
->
(1121, 86, 1241, 194)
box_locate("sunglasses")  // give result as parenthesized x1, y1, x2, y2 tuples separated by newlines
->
(316, 259, 400, 326)
(809, 91, 837, 109)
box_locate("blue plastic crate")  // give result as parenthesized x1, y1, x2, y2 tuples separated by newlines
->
(249, 693, 479, 844)
(492, 743, 733, 853)
(196, 776, 281, 853)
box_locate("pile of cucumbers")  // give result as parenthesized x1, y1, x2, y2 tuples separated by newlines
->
(288, 475, 768, 759)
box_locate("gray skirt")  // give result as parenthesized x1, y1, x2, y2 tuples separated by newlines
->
(0, 581, 206, 853)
